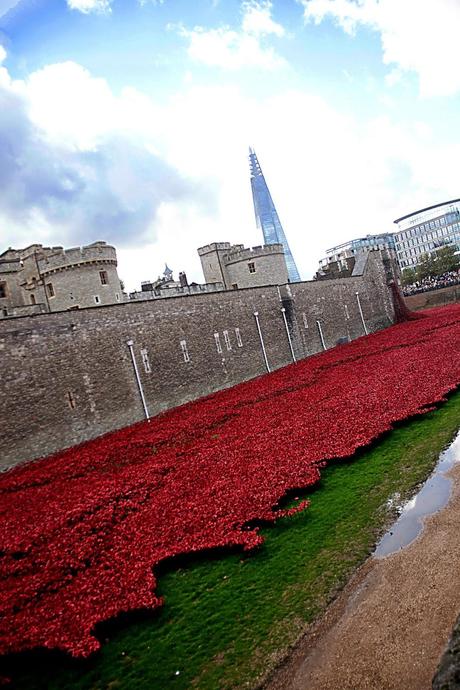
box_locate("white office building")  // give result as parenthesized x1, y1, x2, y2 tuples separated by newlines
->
(393, 199, 460, 270)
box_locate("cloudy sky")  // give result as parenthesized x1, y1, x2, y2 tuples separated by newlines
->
(1, 0, 459, 289)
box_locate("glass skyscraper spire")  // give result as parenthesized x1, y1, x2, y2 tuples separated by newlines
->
(249, 147, 301, 282)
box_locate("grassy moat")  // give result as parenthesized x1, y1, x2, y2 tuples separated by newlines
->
(5, 389, 460, 690)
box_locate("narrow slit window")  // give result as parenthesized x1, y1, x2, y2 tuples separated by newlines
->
(46, 283, 55, 298)
(235, 327, 243, 347)
(140, 348, 151, 373)
(344, 304, 350, 320)
(180, 339, 190, 362)
(67, 391, 76, 409)
(223, 329, 232, 351)
(94, 295, 100, 304)
(214, 332, 222, 354)
(302, 312, 309, 329)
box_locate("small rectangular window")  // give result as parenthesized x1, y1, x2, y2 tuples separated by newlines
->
(46, 283, 55, 297)
(223, 329, 232, 351)
(180, 339, 190, 362)
(248, 262, 256, 274)
(214, 332, 222, 354)
(115, 293, 120, 301)
(344, 304, 350, 320)
(30, 294, 36, 305)
(94, 295, 100, 304)
(232, 283, 238, 290)
(0, 282, 7, 298)
(235, 327, 243, 347)
(99, 270, 109, 285)
(302, 312, 309, 329)
(140, 348, 151, 373)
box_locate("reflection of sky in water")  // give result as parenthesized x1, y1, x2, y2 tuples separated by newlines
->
(374, 431, 460, 558)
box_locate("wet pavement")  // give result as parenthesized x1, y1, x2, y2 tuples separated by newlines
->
(375, 430, 460, 557)
(266, 430, 460, 690)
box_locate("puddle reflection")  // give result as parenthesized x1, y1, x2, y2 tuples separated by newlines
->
(374, 430, 460, 558)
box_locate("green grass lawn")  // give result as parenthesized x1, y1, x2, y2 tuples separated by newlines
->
(6, 390, 460, 690)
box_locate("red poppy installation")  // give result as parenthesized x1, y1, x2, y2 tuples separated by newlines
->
(1, 304, 459, 659)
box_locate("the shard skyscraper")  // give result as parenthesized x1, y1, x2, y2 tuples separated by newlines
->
(249, 147, 301, 282)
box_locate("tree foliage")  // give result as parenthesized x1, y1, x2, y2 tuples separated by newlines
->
(414, 245, 459, 281)
(401, 267, 416, 286)
(434, 245, 459, 274)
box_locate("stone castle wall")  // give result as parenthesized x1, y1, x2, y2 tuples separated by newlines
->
(0, 251, 395, 470)
(224, 244, 288, 289)
(0, 242, 123, 317)
(36, 243, 118, 273)
(404, 284, 460, 311)
(41, 262, 123, 311)
(198, 242, 288, 289)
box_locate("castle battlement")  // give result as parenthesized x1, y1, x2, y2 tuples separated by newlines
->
(0, 241, 123, 316)
(0, 259, 22, 274)
(198, 240, 288, 289)
(197, 242, 233, 256)
(224, 243, 284, 263)
(37, 242, 117, 276)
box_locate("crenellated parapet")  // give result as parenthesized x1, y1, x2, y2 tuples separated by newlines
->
(224, 243, 284, 264)
(197, 242, 233, 256)
(198, 240, 288, 289)
(0, 241, 123, 317)
(37, 242, 117, 277)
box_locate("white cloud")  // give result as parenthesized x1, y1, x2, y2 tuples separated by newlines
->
(144, 81, 460, 286)
(179, 26, 285, 70)
(301, 0, 460, 97)
(176, 1, 286, 70)
(67, 0, 112, 14)
(26, 62, 117, 150)
(1, 48, 459, 292)
(0, 59, 203, 283)
(0, 0, 22, 19)
(241, 0, 285, 37)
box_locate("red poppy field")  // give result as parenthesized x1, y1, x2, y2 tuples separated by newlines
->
(1, 304, 460, 661)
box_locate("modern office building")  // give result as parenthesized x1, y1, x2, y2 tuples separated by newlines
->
(316, 233, 396, 279)
(393, 199, 460, 269)
(249, 148, 301, 283)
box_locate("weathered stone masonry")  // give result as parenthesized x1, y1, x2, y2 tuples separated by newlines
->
(0, 251, 395, 469)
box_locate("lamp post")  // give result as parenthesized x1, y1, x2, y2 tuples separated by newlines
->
(355, 292, 368, 335)
(126, 339, 150, 421)
(281, 307, 296, 363)
(316, 320, 326, 351)
(253, 311, 270, 373)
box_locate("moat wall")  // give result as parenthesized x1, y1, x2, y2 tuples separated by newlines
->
(0, 252, 395, 469)
(404, 284, 460, 311)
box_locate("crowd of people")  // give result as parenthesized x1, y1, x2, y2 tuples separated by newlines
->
(402, 269, 460, 296)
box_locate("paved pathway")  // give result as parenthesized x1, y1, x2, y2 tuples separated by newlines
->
(266, 462, 460, 690)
